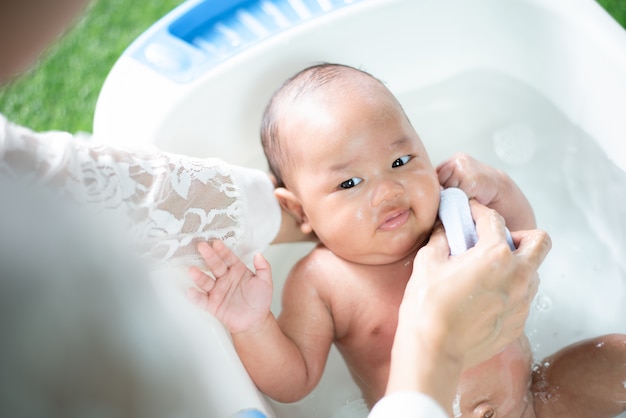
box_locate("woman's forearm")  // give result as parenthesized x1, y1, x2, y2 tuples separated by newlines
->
(386, 318, 461, 417)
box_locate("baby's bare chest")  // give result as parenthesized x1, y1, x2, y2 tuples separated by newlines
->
(332, 285, 403, 393)
(331, 275, 404, 347)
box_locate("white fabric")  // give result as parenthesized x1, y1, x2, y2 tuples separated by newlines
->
(438, 187, 514, 255)
(368, 391, 448, 418)
(0, 114, 281, 267)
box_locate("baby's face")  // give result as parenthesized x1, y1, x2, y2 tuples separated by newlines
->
(283, 82, 440, 265)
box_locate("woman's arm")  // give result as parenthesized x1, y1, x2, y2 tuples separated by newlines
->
(0, 114, 282, 266)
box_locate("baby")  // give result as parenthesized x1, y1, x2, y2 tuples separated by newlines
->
(189, 63, 626, 417)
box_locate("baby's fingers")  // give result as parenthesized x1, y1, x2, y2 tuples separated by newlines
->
(436, 158, 458, 188)
(188, 265, 215, 292)
(197, 241, 230, 278)
(209, 240, 248, 274)
(186, 286, 211, 310)
(252, 253, 272, 287)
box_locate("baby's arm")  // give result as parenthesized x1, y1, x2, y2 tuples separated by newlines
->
(437, 153, 536, 230)
(188, 241, 334, 403)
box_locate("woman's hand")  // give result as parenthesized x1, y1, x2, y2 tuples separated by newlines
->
(410, 202, 547, 365)
(386, 201, 550, 412)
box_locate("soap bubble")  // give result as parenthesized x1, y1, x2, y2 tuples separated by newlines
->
(331, 397, 368, 418)
(535, 294, 553, 311)
(493, 123, 537, 165)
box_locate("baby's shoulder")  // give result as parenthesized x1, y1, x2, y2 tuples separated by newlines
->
(284, 244, 351, 291)
(290, 244, 342, 278)
(279, 245, 343, 309)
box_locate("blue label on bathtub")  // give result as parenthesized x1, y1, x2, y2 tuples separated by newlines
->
(230, 409, 267, 418)
(129, 0, 364, 83)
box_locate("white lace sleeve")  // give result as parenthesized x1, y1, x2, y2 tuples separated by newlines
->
(0, 114, 281, 267)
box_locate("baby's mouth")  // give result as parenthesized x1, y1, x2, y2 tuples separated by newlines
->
(379, 209, 410, 231)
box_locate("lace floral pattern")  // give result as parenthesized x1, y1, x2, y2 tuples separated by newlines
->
(0, 115, 255, 267)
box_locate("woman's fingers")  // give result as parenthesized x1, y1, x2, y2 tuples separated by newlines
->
(470, 200, 508, 246)
(417, 222, 450, 261)
(470, 199, 551, 273)
(511, 229, 552, 271)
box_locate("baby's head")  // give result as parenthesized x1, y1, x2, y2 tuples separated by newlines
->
(261, 63, 440, 264)
(262, 63, 404, 188)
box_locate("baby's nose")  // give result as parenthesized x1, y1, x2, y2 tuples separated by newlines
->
(370, 179, 403, 207)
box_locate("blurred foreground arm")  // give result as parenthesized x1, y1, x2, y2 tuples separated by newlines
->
(370, 202, 551, 418)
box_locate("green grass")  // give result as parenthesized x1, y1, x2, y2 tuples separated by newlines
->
(1, 0, 625, 134)
(0, 0, 183, 133)
(598, 0, 626, 28)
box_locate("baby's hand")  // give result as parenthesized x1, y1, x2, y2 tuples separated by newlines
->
(437, 153, 536, 230)
(187, 241, 273, 334)
(436, 153, 503, 207)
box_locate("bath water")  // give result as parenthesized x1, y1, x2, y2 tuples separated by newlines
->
(271, 70, 626, 418)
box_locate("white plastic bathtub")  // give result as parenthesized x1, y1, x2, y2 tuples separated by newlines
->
(94, 0, 626, 417)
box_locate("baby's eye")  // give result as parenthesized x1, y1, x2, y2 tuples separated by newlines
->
(392, 155, 412, 168)
(339, 177, 363, 189)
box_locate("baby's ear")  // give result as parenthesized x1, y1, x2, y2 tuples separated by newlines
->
(274, 187, 313, 235)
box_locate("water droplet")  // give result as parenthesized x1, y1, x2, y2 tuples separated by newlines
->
(535, 294, 553, 311)
(493, 123, 537, 165)
(452, 393, 462, 418)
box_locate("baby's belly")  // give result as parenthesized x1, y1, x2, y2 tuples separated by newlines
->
(455, 337, 536, 418)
